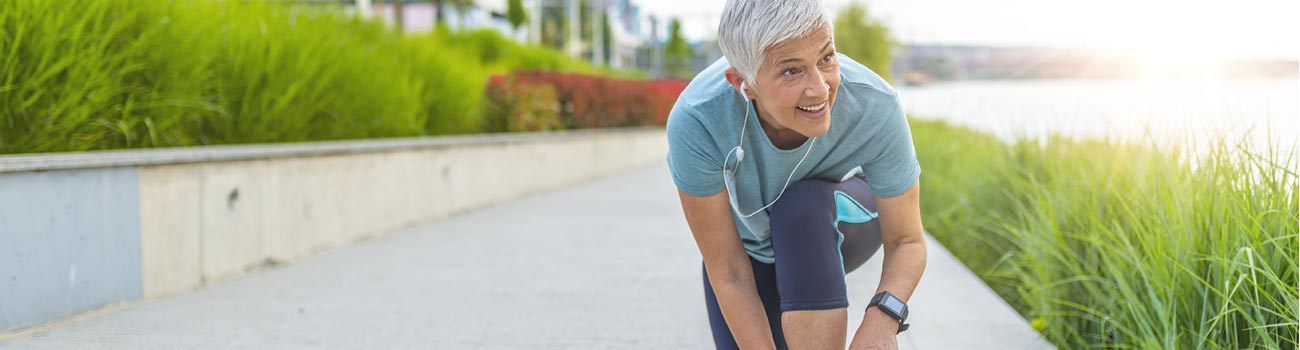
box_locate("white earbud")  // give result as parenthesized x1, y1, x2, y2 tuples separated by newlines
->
(735, 81, 749, 162)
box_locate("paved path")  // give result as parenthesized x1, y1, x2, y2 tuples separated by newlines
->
(1, 164, 1052, 349)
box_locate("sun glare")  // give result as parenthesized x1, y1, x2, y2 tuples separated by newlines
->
(1109, 0, 1229, 85)
(1049, 0, 1295, 84)
(1138, 46, 1219, 85)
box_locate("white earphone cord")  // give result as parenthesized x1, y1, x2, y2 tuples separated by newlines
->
(722, 85, 817, 218)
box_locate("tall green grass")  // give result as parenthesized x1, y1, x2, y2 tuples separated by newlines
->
(0, 0, 600, 155)
(911, 118, 1298, 349)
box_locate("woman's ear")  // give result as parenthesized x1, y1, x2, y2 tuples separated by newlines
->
(723, 67, 751, 100)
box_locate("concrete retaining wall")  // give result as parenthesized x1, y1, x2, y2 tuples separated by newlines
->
(0, 168, 142, 332)
(0, 128, 668, 333)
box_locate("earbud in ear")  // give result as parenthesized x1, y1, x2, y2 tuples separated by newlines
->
(740, 81, 750, 100)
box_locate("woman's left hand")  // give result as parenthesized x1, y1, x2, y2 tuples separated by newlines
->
(848, 307, 901, 350)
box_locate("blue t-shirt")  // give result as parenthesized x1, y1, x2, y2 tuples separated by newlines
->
(665, 54, 921, 264)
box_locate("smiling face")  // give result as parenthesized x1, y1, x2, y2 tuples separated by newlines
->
(725, 25, 840, 149)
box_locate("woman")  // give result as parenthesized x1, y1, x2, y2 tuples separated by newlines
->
(665, 1, 928, 349)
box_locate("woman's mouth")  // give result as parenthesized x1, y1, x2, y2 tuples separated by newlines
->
(795, 101, 828, 119)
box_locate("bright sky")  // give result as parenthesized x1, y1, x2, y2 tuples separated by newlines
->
(638, 0, 1300, 60)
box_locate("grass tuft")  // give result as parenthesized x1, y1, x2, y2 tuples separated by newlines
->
(912, 118, 1298, 349)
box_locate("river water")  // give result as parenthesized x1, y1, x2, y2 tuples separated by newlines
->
(894, 78, 1299, 155)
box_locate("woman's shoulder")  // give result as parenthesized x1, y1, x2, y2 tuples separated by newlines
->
(668, 57, 745, 133)
(673, 57, 741, 113)
(836, 53, 899, 101)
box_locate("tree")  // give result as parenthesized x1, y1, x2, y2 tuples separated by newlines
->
(540, 5, 566, 49)
(433, 0, 445, 23)
(664, 19, 693, 79)
(448, 0, 473, 27)
(578, 0, 592, 58)
(507, 0, 528, 32)
(601, 14, 611, 65)
(834, 2, 894, 83)
(432, 0, 474, 27)
(392, 0, 404, 31)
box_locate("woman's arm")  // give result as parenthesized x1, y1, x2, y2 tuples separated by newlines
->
(678, 188, 776, 350)
(849, 180, 927, 350)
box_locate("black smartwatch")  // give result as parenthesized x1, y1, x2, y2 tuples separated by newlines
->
(867, 291, 910, 333)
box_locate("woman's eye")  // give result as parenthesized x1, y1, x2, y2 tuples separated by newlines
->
(821, 53, 836, 64)
(783, 68, 802, 76)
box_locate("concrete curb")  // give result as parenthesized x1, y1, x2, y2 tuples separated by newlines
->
(0, 128, 663, 174)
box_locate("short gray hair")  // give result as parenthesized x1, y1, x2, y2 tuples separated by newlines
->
(717, 0, 833, 85)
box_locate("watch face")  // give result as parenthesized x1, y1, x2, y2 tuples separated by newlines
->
(882, 296, 905, 313)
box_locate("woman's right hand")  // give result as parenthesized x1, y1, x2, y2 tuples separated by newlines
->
(677, 188, 777, 350)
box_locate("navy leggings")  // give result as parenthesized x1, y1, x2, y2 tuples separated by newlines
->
(702, 176, 883, 350)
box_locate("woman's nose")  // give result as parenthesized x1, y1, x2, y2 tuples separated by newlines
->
(806, 70, 829, 98)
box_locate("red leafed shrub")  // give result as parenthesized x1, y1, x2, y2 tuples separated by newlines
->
(483, 74, 564, 132)
(645, 79, 688, 125)
(483, 70, 688, 132)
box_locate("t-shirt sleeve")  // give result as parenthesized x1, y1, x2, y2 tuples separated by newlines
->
(666, 105, 725, 197)
(862, 94, 922, 198)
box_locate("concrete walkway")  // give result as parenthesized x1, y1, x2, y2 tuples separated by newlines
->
(0, 164, 1053, 349)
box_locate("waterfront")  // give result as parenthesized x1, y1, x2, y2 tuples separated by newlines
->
(897, 78, 1299, 153)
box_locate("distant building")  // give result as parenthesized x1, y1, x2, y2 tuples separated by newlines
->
(605, 0, 646, 69)
(894, 45, 1142, 82)
(364, 0, 658, 71)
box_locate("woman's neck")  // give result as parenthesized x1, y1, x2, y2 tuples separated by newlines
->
(754, 109, 809, 150)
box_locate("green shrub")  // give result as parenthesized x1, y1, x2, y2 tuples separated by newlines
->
(0, 0, 609, 155)
(912, 118, 1298, 349)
